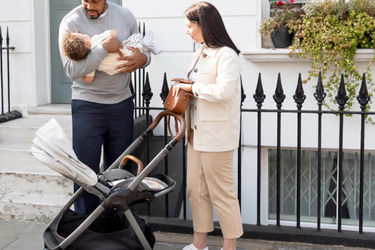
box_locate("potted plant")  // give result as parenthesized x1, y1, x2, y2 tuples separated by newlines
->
(260, 0, 303, 48)
(288, 0, 375, 113)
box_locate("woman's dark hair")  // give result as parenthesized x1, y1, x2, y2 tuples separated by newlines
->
(184, 1, 240, 54)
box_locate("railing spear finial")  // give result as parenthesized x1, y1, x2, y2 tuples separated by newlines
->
(160, 72, 169, 103)
(357, 73, 370, 110)
(142, 72, 153, 106)
(335, 74, 349, 110)
(273, 73, 286, 109)
(6, 26, 9, 46)
(240, 76, 246, 107)
(0, 26, 2, 46)
(314, 72, 326, 105)
(253, 73, 265, 108)
(293, 73, 306, 109)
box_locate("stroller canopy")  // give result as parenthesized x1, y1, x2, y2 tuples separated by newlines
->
(31, 119, 97, 186)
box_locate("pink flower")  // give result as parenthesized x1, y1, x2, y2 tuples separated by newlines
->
(276, 1, 284, 6)
(290, 0, 295, 3)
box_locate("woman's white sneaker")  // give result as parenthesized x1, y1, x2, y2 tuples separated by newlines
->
(182, 243, 208, 250)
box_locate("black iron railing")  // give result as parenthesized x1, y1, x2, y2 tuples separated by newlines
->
(130, 21, 188, 217)
(0, 26, 21, 123)
(245, 72, 375, 234)
(131, 65, 375, 247)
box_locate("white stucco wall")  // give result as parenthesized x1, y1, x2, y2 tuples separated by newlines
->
(33, 0, 51, 106)
(0, 0, 50, 109)
(0, 0, 34, 108)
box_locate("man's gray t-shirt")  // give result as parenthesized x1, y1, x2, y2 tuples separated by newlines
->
(59, 2, 150, 104)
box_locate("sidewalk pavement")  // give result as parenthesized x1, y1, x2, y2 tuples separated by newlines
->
(0, 219, 372, 250)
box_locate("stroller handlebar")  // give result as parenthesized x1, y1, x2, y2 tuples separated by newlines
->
(120, 155, 144, 175)
(148, 110, 186, 141)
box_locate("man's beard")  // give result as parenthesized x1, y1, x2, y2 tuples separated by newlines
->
(86, 9, 100, 19)
(85, 2, 107, 19)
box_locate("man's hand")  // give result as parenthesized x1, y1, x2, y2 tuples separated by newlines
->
(115, 46, 147, 73)
(102, 36, 122, 53)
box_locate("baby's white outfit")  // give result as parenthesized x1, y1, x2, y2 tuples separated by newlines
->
(86, 30, 161, 77)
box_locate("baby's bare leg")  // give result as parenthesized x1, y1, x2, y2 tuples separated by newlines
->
(82, 76, 94, 84)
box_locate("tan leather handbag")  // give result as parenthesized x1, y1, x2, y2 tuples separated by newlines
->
(164, 86, 192, 114)
(164, 80, 193, 138)
(164, 79, 193, 114)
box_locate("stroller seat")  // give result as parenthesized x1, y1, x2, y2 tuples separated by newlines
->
(99, 168, 175, 207)
(108, 175, 169, 192)
(98, 160, 170, 193)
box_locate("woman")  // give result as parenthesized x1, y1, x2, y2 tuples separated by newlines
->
(173, 2, 243, 250)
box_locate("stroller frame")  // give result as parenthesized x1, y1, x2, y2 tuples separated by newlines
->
(43, 111, 186, 250)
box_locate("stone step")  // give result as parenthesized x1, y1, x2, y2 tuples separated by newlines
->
(26, 104, 71, 116)
(0, 172, 73, 197)
(0, 192, 71, 222)
(0, 142, 58, 172)
(0, 142, 74, 197)
(0, 106, 74, 222)
(0, 114, 72, 144)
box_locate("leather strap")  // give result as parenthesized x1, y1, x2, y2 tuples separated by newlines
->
(167, 115, 180, 139)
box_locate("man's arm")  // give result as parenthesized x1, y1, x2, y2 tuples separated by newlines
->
(58, 22, 122, 81)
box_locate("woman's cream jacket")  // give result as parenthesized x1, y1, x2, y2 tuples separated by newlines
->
(186, 44, 241, 152)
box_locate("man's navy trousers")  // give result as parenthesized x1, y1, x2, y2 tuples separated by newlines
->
(71, 97, 134, 215)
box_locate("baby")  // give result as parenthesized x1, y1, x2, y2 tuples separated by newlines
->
(61, 30, 161, 83)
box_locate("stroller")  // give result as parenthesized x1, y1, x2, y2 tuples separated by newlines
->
(31, 111, 185, 250)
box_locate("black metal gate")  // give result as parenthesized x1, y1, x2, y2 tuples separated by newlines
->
(0, 26, 21, 123)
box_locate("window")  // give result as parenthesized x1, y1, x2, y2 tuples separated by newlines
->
(268, 149, 375, 227)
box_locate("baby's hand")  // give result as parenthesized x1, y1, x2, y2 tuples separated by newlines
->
(102, 35, 122, 53)
(82, 76, 94, 84)
(109, 29, 117, 37)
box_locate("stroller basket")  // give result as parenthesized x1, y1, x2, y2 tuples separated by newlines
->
(32, 111, 185, 250)
(44, 208, 155, 250)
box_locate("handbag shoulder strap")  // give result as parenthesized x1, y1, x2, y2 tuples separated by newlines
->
(167, 115, 179, 139)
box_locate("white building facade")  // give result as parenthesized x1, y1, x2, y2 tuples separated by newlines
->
(1, 0, 375, 235)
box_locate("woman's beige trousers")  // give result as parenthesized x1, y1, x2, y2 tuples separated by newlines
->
(187, 134, 243, 239)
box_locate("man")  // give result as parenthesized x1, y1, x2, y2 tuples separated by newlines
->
(58, 0, 150, 214)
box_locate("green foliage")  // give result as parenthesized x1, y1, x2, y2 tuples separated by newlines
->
(289, 0, 375, 115)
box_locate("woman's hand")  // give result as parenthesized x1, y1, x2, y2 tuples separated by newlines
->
(172, 83, 193, 96)
(171, 78, 192, 84)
